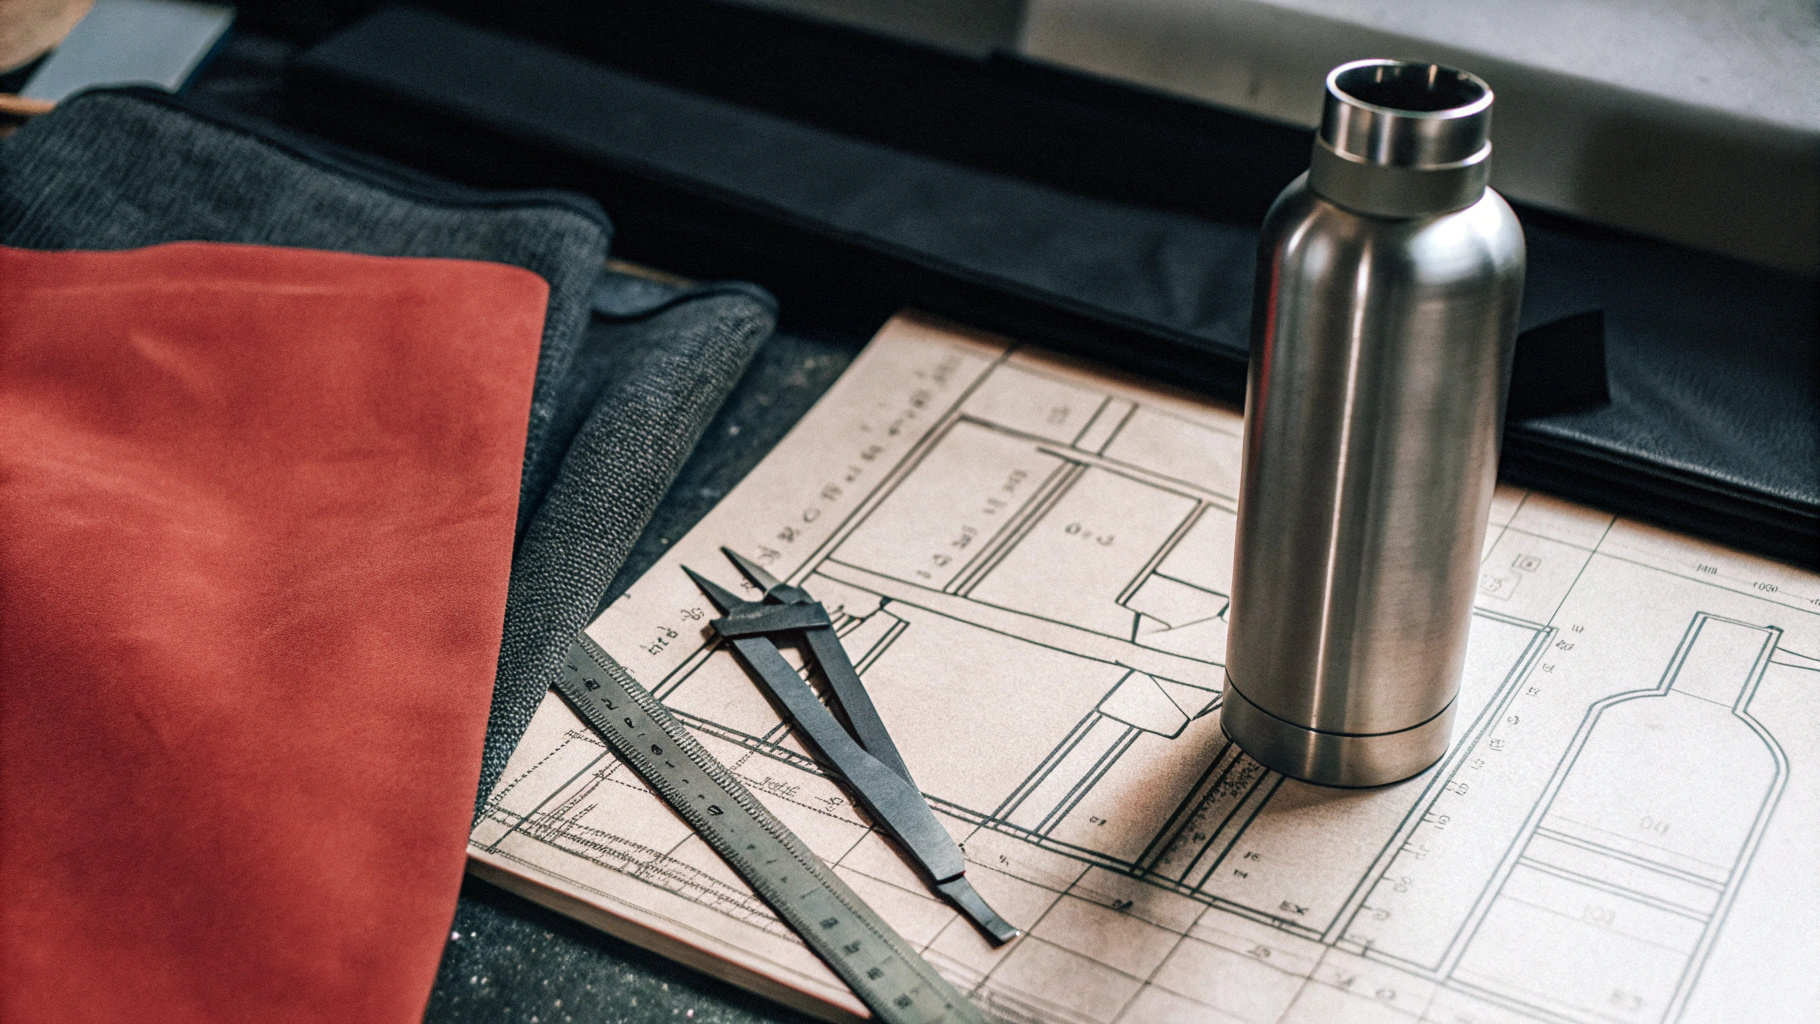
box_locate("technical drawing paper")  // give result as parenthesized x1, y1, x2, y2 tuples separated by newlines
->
(471, 313, 1820, 1024)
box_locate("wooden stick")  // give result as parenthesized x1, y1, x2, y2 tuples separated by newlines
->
(0, 94, 55, 117)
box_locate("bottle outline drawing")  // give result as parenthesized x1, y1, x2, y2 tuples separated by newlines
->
(1448, 612, 1788, 1023)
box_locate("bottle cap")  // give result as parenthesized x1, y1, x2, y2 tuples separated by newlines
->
(1308, 60, 1494, 218)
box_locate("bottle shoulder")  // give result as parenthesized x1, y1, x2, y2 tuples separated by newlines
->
(1262, 175, 1526, 281)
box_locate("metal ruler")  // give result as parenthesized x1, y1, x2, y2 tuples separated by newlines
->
(553, 633, 989, 1024)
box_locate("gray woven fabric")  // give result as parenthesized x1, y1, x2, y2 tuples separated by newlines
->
(0, 89, 777, 811)
(0, 88, 609, 530)
(480, 287, 775, 812)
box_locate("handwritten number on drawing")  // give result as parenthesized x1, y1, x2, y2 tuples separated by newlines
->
(648, 626, 678, 656)
(1064, 522, 1116, 546)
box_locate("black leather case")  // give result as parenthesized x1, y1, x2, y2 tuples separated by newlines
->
(287, 5, 1818, 569)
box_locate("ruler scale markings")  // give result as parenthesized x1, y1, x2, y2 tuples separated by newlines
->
(554, 634, 989, 1024)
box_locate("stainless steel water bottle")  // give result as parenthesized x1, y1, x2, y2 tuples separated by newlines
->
(1220, 59, 1525, 787)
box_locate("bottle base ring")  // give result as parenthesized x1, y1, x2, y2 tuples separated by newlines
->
(1219, 676, 1455, 788)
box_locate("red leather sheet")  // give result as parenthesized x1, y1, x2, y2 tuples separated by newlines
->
(0, 242, 548, 1022)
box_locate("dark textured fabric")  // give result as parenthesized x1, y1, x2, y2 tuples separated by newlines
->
(478, 283, 775, 814)
(0, 88, 611, 533)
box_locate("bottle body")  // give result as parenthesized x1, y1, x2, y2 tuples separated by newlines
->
(1220, 65, 1525, 787)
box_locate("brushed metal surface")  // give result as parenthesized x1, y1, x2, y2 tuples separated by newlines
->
(1222, 60, 1524, 786)
(1312, 60, 1494, 217)
(1321, 60, 1491, 167)
(1220, 676, 1455, 788)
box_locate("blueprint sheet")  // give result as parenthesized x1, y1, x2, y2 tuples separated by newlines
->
(471, 313, 1820, 1024)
